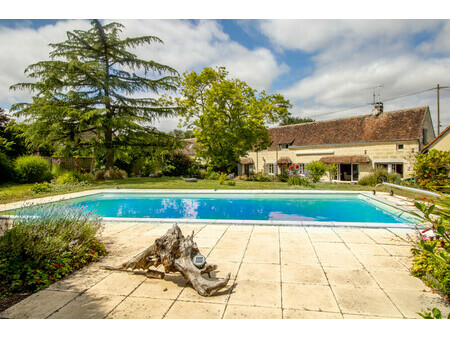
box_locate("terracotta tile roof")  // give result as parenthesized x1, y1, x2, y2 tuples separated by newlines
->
(421, 125, 450, 153)
(267, 106, 430, 149)
(320, 155, 370, 164)
(239, 157, 254, 164)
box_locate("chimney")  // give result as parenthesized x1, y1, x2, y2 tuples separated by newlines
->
(374, 102, 383, 115)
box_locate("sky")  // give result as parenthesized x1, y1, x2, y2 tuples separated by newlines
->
(1, 17, 450, 135)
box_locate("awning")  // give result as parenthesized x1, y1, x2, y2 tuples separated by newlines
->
(239, 157, 254, 165)
(320, 155, 370, 164)
(277, 156, 293, 164)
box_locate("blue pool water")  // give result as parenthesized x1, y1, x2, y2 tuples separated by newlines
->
(21, 192, 414, 223)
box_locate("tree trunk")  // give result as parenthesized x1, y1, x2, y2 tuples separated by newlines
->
(102, 224, 231, 297)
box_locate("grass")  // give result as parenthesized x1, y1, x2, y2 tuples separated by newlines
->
(0, 176, 439, 205)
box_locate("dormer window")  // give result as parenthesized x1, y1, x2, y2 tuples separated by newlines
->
(397, 144, 404, 150)
(280, 144, 289, 149)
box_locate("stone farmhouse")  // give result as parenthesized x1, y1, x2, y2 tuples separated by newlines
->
(421, 125, 450, 153)
(237, 106, 435, 182)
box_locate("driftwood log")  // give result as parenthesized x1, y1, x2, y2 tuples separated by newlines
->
(102, 224, 230, 296)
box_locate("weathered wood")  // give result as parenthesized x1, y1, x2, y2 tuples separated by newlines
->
(101, 224, 230, 296)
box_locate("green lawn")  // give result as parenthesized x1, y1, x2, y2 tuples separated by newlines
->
(0, 176, 435, 205)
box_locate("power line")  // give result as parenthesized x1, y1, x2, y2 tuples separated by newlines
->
(304, 86, 445, 119)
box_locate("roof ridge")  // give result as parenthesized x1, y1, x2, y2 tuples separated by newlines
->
(269, 106, 429, 130)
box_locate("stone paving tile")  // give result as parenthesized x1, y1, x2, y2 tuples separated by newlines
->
(332, 228, 376, 243)
(193, 236, 219, 248)
(195, 225, 228, 238)
(369, 270, 431, 292)
(208, 248, 246, 262)
(331, 286, 403, 318)
(384, 289, 450, 318)
(164, 301, 226, 319)
(214, 237, 248, 250)
(281, 264, 328, 285)
(228, 280, 282, 308)
(278, 226, 307, 233)
(0, 290, 79, 319)
(281, 250, 320, 266)
(282, 284, 340, 312)
(356, 254, 408, 271)
(129, 274, 187, 300)
(243, 248, 280, 264)
(208, 261, 241, 280)
(306, 228, 343, 242)
(280, 238, 314, 252)
(47, 264, 112, 292)
(223, 305, 283, 319)
(323, 267, 379, 289)
(87, 272, 146, 296)
(283, 309, 343, 319)
(361, 229, 407, 245)
(49, 293, 125, 319)
(106, 297, 173, 319)
(237, 263, 281, 283)
(346, 243, 390, 256)
(314, 244, 362, 268)
(342, 314, 398, 319)
(379, 244, 413, 256)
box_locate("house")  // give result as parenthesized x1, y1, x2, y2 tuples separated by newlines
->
(421, 125, 450, 153)
(238, 106, 436, 182)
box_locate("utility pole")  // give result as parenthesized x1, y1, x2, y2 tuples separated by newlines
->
(437, 83, 440, 135)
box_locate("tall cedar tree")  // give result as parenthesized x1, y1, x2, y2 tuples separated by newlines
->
(10, 20, 178, 168)
(173, 67, 291, 172)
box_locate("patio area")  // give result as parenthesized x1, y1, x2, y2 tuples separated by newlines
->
(1, 221, 449, 319)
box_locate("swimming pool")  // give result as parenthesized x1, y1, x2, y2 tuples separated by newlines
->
(2, 190, 419, 227)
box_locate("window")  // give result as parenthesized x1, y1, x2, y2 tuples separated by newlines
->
(296, 163, 306, 174)
(268, 163, 275, 174)
(397, 144, 404, 150)
(280, 144, 289, 149)
(392, 163, 404, 177)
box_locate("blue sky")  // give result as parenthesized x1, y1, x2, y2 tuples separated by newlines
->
(0, 19, 449, 133)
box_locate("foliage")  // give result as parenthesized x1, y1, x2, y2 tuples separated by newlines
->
(30, 182, 53, 194)
(410, 198, 450, 299)
(170, 129, 194, 139)
(418, 308, 450, 319)
(10, 20, 178, 169)
(414, 150, 450, 192)
(0, 204, 106, 293)
(358, 168, 402, 186)
(0, 151, 14, 183)
(218, 173, 235, 185)
(94, 168, 128, 181)
(327, 164, 339, 182)
(278, 115, 314, 126)
(14, 155, 52, 183)
(204, 167, 221, 180)
(55, 171, 78, 185)
(171, 67, 291, 172)
(288, 175, 313, 187)
(161, 152, 193, 177)
(1, 109, 28, 158)
(305, 161, 327, 183)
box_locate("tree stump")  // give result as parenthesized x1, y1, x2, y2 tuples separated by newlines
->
(102, 224, 230, 296)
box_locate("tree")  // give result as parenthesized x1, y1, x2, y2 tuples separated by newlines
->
(0, 108, 28, 158)
(279, 115, 314, 126)
(172, 67, 291, 172)
(10, 20, 178, 169)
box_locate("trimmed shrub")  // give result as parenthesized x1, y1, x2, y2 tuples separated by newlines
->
(161, 152, 193, 177)
(0, 151, 13, 183)
(305, 160, 327, 183)
(14, 155, 52, 183)
(0, 204, 106, 293)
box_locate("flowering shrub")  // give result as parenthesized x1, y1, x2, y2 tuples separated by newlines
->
(0, 204, 106, 294)
(288, 175, 313, 187)
(410, 197, 450, 299)
(414, 150, 450, 192)
(218, 173, 235, 185)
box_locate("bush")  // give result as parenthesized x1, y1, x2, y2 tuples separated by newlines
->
(0, 204, 106, 293)
(358, 168, 402, 186)
(305, 161, 327, 183)
(410, 198, 450, 299)
(94, 168, 128, 181)
(204, 167, 221, 180)
(30, 182, 53, 194)
(227, 181, 236, 186)
(0, 151, 13, 183)
(288, 175, 313, 187)
(55, 171, 78, 185)
(414, 150, 450, 192)
(14, 155, 52, 183)
(161, 152, 193, 177)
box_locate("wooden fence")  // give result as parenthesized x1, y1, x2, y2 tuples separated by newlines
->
(44, 156, 95, 173)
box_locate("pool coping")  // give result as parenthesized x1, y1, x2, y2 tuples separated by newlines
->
(0, 189, 424, 229)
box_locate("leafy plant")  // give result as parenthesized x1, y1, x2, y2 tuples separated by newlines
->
(94, 168, 128, 180)
(410, 197, 450, 299)
(14, 155, 52, 183)
(55, 171, 78, 185)
(418, 308, 450, 319)
(30, 182, 53, 194)
(414, 150, 450, 192)
(161, 152, 193, 177)
(0, 151, 13, 183)
(358, 168, 402, 186)
(306, 161, 327, 183)
(0, 204, 106, 293)
(288, 175, 313, 187)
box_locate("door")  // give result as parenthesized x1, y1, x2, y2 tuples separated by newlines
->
(340, 164, 352, 181)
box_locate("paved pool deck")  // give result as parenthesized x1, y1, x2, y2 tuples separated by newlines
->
(2, 221, 449, 319)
